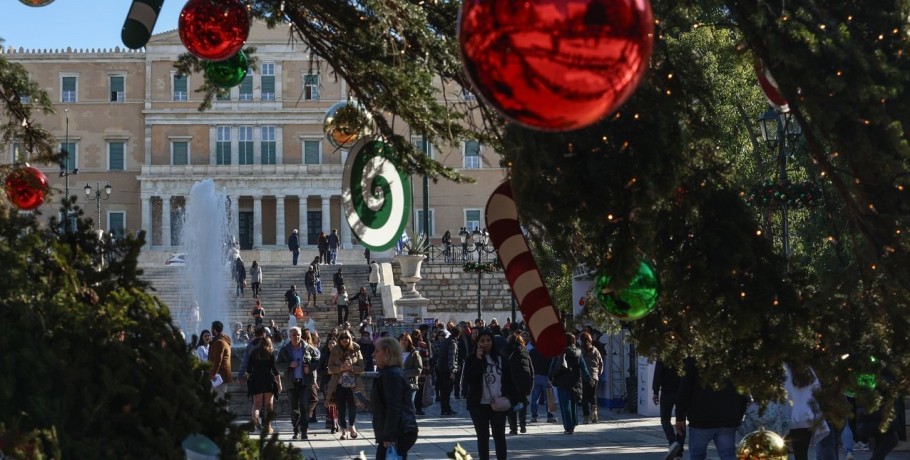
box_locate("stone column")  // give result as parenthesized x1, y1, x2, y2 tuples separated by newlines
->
(230, 195, 239, 243)
(161, 195, 172, 247)
(276, 195, 286, 247)
(253, 195, 263, 248)
(141, 193, 151, 244)
(339, 197, 351, 248)
(321, 194, 331, 234)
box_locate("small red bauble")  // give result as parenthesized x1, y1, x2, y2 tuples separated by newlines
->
(5, 166, 48, 210)
(178, 0, 250, 61)
(459, 0, 654, 131)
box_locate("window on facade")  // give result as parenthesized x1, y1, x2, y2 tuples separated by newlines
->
(216, 89, 230, 101)
(261, 63, 275, 101)
(108, 142, 125, 171)
(239, 70, 253, 100)
(416, 209, 435, 236)
(463, 140, 481, 169)
(411, 136, 434, 159)
(61, 76, 77, 103)
(109, 212, 126, 238)
(172, 141, 189, 165)
(465, 210, 481, 231)
(216, 126, 231, 165)
(261, 126, 276, 164)
(303, 140, 320, 164)
(11, 142, 27, 164)
(173, 75, 188, 101)
(238, 126, 253, 164)
(109, 75, 125, 102)
(59, 142, 77, 171)
(304, 74, 319, 100)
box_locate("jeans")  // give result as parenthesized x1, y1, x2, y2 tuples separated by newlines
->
(688, 426, 737, 460)
(292, 249, 299, 266)
(659, 390, 683, 445)
(375, 431, 419, 460)
(289, 380, 312, 434)
(508, 405, 527, 432)
(581, 379, 597, 417)
(335, 386, 357, 429)
(370, 282, 378, 295)
(437, 370, 454, 413)
(556, 387, 577, 432)
(842, 424, 854, 454)
(530, 376, 554, 419)
(359, 307, 370, 323)
(816, 425, 840, 460)
(251, 282, 261, 297)
(470, 405, 508, 460)
(337, 304, 349, 325)
(329, 248, 337, 264)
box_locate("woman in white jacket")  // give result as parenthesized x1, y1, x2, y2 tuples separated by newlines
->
(784, 363, 830, 460)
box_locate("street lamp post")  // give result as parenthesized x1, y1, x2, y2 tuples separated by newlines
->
(758, 107, 802, 271)
(462, 228, 495, 320)
(84, 182, 113, 230)
(59, 108, 78, 234)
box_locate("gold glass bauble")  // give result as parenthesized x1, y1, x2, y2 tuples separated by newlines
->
(737, 428, 788, 460)
(323, 101, 373, 149)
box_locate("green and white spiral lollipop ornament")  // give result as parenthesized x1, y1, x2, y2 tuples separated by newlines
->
(342, 138, 412, 251)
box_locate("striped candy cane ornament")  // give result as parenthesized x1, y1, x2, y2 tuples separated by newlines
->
(485, 181, 565, 358)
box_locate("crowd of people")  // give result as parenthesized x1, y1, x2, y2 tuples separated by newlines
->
(187, 316, 612, 460)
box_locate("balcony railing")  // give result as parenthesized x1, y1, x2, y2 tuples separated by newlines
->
(140, 163, 344, 177)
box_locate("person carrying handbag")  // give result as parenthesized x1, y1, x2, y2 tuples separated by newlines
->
(464, 329, 517, 460)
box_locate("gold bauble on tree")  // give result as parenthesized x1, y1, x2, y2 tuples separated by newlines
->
(323, 100, 373, 149)
(737, 428, 788, 460)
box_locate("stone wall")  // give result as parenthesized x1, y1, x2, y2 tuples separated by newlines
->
(390, 262, 520, 324)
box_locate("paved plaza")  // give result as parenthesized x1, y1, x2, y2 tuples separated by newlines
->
(257, 398, 910, 460)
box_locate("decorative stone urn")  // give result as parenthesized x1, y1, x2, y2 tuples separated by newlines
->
(395, 253, 427, 299)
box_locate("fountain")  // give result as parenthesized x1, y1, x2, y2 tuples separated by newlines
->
(174, 179, 233, 334)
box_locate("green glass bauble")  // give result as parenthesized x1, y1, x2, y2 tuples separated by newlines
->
(204, 50, 248, 88)
(594, 261, 659, 321)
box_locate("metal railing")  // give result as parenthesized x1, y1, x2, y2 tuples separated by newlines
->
(422, 243, 497, 265)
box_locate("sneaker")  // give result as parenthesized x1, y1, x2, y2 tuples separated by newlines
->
(292, 431, 299, 440)
(665, 441, 683, 460)
(854, 442, 869, 451)
(530, 417, 539, 423)
(509, 430, 517, 435)
(547, 417, 559, 424)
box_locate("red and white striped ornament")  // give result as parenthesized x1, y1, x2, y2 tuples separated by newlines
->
(485, 181, 565, 358)
(755, 59, 789, 112)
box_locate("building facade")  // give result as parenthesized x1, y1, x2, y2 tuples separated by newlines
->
(3, 22, 506, 256)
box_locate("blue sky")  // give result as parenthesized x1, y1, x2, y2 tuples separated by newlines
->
(2, 1, 184, 50)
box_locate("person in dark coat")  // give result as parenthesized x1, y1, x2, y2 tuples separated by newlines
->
(277, 326, 320, 440)
(436, 327, 460, 416)
(371, 337, 419, 459)
(675, 357, 749, 460)
(234, 256, 247, 297)
(549, 333, 590, 435)
(288, 229, 300, 266)
(505, 330, 534, 434)
(455, 325, 472, 399)
(653, 359, 685, 459)
(529, 341, 557, 423)
(464, 329, 518, 460)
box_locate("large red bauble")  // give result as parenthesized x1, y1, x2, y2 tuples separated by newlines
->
(459, 0, 654, 132)
(178, 0, 250, 61)
(5, 166, 48, 210)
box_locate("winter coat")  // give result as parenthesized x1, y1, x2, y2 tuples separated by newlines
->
(234, 259, 246, 282)
(369, 262, 380, 283)
(549, 345, 589, 401)
(402, 350, 423, 390)
(208, 333, 233, 383)
(505, 341, 534, 405)
(582, 345, 603, 384)
(675, 358, 749, 429)
(276, 340, 320, 390)
(652, 360, 682, 394)
(326, 342, 365, 405)
(288, 232, 300, 251)
(327, 232, 339, 249)
(435, 336, 458, 373)
(370, 365, 418, 444)
(250, 265, 263, 284)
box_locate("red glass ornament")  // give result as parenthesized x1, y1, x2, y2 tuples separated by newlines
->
(5, 166, 48, 210)
(459, 0, 654, 131)
(19, 0, 55, 6)
(179, 0, 250, 61)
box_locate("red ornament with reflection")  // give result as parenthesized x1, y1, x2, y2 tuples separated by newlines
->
(5, 166, 48, 210)
(178, 0, 250, 61)
(459, 0, 654, 131)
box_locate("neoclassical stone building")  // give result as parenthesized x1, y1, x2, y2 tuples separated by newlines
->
(4, 22, 506, 258)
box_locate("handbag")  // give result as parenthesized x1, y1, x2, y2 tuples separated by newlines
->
(546, 386, 558, 414)
(422, 374, 435, 408)
(294, 306, 304, 319)
(340, 372, 357, 389)
(483, 366, 511, 412)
